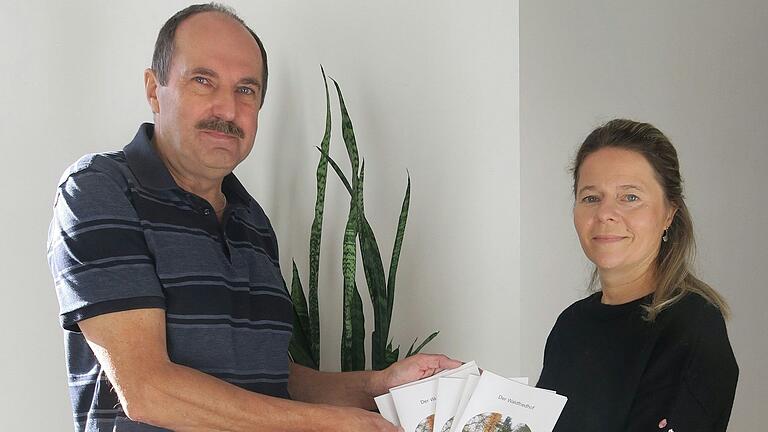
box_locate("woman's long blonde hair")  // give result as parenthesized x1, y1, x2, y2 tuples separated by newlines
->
(572, 119, 730, 321)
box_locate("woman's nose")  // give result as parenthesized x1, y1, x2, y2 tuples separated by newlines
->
(595, 199, 620, 222)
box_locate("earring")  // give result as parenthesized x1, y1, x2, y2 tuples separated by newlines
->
(662, 228, 669, 242)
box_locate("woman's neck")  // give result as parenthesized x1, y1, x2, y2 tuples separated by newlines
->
(599, 264, 656, 305)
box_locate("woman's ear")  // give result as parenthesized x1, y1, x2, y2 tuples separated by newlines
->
(665, 204, 678, 228)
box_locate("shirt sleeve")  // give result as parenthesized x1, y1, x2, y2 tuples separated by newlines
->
(47, 160, 165, 332)
(667, 301, 739, 431)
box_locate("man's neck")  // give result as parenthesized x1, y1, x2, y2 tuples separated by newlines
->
(169, 168, 225, 206)
(152, 135, 227, 209)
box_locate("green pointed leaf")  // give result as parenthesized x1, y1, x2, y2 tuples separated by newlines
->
(307, 66, 333, 365)
(289, 311, 318, 369)
(406, 331, 439, 358)
(406, 338, 417, 358)
(287, 267, 317, 369)
(387, 175, 411, 323)
(341, 280, 366, 372)
(330, 78, 360, 185)
(341, 173, 365, 372)
(316, 146, 352, 195)
(356, 163, 389, 370)
(383, 342, 400, 368)
(290, 261, 311, 344)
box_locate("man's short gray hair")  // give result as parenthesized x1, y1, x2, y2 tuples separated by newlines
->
(151, 3, 268, 106)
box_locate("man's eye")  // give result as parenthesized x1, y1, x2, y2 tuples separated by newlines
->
(581, 195, 599, 203)
(237, 87, 255, 95)
(193, 76, 210, 85)
(624, 194, 639, 202)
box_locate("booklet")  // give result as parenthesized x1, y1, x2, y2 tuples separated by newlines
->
(434, 377, 466, 432)
(452, 371, 567, 432)
(375, 361, 480, 427)
(375, 392, 401, 426)
(449, 374, 481, 432)
(509, 377, 528, 386)
(390, 378, 440, 432)
(388, 361, 481, 431)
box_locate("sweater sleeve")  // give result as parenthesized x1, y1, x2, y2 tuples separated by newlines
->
(536, 312, 566, 391)
(666, 302, 739, 432)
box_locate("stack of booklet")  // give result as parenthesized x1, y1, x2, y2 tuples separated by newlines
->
(374, 361, 567, 432)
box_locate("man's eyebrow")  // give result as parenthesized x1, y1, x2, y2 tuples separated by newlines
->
(577, 185, 596, 195)
(239, 77, 262, 88)
(189, 67, 218, 78)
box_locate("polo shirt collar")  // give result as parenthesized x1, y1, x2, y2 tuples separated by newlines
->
(124, 123, 254, 206)
(124, 123, 177, 190)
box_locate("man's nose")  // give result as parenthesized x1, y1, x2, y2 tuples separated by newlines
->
(211, 88, 237, 121)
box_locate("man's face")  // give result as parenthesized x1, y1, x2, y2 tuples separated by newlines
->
(147, 12, 264, 181)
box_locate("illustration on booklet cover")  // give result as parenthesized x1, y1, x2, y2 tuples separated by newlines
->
(460, 412, 531, 432)
(439, 417, 454, 432)
(415, 414, 436, 432)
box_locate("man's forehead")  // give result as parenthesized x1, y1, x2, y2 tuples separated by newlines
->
(172, 12, 263, 74)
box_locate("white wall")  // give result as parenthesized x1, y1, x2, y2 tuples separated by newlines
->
(519, 1, 768, 430)
(0, 1, 519, 429)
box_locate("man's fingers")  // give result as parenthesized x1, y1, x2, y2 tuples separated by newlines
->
(416, 353, 463, 371)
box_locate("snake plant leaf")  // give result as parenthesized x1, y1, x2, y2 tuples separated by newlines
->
(330, 77, 360, 186)
(387, 174, 411, 323)
(289, 313, 318, 369)
(405, 331, 440, 358)
(383, 342, 400, 368)
(405, 338, 417, 358)
(341, 171, 365, 372)
(287, 267, 317, 369)
(323, 146, 389, 370)
(356, 163, 390, 370)
(290, 260, 311, 346)
(306, 66, 333, 364)
(316, 147, 352, 195)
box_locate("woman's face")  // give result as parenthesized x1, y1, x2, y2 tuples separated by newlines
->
(573, 147, 675, 275)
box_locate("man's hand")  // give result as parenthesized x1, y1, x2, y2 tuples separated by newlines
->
(369, 353, 464, 396)
(289, 354, 462, 412)
(325, 406, 404, 432)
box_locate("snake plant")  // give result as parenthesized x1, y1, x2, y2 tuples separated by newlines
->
(289, 67, 439, 372)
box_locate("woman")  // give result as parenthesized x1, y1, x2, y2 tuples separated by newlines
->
(537, 119, 738, 432)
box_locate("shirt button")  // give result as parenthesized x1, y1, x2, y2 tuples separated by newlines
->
(203, 208, 211, 216)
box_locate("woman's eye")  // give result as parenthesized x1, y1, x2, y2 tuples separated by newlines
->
(193, 76, 209, 85)
(624, 194, 640, 202)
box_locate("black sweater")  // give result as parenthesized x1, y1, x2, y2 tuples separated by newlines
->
(537, 291, 738, 432)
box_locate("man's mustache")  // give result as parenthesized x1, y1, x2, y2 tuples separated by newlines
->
(196, 118, 245, 139)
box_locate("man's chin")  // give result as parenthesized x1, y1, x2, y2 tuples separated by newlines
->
(201, 157, 241, 174)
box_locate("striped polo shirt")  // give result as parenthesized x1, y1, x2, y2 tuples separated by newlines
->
(47, 123, 294, 431)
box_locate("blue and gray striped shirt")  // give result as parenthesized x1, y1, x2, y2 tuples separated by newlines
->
(47, 123, 294, 431)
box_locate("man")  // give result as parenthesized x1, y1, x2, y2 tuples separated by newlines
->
(47, 4, 459, 431)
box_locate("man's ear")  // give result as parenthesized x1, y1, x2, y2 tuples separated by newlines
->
(144, 68, 160, 114)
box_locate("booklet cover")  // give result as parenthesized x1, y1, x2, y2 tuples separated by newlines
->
(449, 374, 481, 432)
(434, 377, 467, 432)
(375, 392, 401, 426)
(375, 361, 480, 427)
(509, 377, 529, 386)
(390, 378, 440, 432)
(452, 371, 567, 432)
